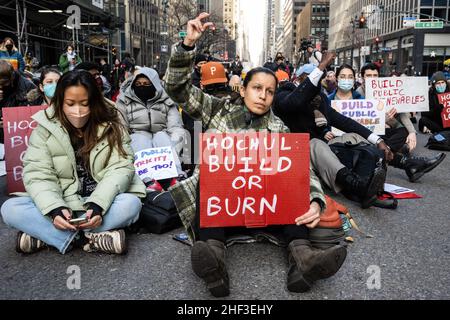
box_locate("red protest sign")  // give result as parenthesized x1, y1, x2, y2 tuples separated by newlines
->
(2, 106, 47, 194)
(438, 93, 450, 128)
(199, 133, 310, 228)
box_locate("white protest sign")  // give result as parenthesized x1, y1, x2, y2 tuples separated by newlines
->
(331, 100, 386, 135)
(365, 77, 429, 113)
(134, 147, 178, 181)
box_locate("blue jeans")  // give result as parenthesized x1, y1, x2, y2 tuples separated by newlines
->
(1, 193, 142, 254)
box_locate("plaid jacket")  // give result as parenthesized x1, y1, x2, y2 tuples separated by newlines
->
(164, 43, 325, 241)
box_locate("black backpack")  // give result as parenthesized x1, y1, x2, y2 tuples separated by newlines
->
(329, 142, 387, 201)
(138, 191, 182, 234)
(426, 131, 450, 151)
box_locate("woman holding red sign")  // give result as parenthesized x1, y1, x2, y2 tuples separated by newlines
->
(164, 13, 347, 297)
(419, 71, 450, 134)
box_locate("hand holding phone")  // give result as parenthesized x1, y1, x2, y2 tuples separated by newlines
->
(53, 209, 77, 231)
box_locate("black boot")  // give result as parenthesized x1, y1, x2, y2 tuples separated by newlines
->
(336, 167, 385, 209)
(191, 239, 230, 297)
(392, 153, 446, 182)
(287, 239, 347, 293)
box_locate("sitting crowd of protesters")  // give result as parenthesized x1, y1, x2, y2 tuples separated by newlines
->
(0, 12, 449, 298)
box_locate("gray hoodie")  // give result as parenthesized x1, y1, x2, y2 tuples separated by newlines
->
(116, 67, 186, 153)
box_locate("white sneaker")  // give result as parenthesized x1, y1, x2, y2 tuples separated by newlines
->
(83, 229, 127, 254)
(422, 126, 432, 134)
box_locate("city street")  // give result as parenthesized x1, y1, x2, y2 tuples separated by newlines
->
(1, 132, 449, 300)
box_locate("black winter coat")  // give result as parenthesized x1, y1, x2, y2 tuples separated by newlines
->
(273, 79, 373, 141)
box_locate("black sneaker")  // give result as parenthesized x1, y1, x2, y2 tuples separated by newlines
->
(16, 231, 46, 254)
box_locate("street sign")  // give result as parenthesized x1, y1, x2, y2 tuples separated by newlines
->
(415, 21, 444, 29)
(179, 31, 187, 38)
(403, 17, 417, 27)
(161, 45, 168, 53)
(380, 47, 392, 52)
(160, 31, 168, 36)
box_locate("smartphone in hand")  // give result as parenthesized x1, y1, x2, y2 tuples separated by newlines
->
(69, 217, 88, 225)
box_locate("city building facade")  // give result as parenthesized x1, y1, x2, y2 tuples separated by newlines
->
(329, 0, 450, 76)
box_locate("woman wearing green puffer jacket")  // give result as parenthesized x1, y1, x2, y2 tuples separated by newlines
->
(1, 70, 146, 255)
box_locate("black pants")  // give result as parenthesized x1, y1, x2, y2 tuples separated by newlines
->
(381, 127, 409, 154)
(418, 116, 449, 134)
(193, 183, 308, 244)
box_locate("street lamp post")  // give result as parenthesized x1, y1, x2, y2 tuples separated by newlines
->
(350, 16, 357, 68)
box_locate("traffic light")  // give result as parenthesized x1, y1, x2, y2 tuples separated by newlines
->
(112, 47, 117, 55)
(358, 15, 366, 28)
(375, 36, 380, 43)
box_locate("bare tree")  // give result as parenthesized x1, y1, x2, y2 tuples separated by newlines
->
(164, 0, 232, 59)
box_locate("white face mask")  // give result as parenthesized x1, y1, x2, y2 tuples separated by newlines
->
(63, 105, 90, 128)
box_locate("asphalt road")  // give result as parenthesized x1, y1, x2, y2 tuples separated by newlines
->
(0, 132, 449, 300)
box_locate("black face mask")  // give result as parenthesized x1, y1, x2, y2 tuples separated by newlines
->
(6, 45, 13, 51)
(133, 85, 156, 103)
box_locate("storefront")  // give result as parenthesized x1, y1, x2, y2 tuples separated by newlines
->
(421, 33, 450, 78)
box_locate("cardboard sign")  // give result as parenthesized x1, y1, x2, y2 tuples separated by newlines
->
(331, 100, 386, 135)
(134, 147, 178, 181)
(199, 133, 310, 228)
(438, 93, 450, 128)
(365, 77, 429, 113)
(2, 106, 47, 194)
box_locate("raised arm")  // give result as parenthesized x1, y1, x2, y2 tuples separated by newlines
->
(164, 13, 224, 124)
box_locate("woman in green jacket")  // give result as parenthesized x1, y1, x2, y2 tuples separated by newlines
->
(1, 70, 146, 255)
(164, 13, 346, 297)
(58, 45, 82, 73)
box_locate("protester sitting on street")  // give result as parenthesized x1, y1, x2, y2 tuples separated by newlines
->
(356, 64, 446, 182)
(328, 64, 363, 101)
(274, 60, 393, 208)
(27, 67, 61, 106)
(275, 69, 290, 85)
(419, 71, 450, 134)
(116, 67, 187, 190)
(58, 45, 82, 73)
(164, 13, 347, 297)
(0, 37, 25, 72)
(0, 60, 36, 142)
(0, 70, 146, 255)
(200, 61, 240, 101)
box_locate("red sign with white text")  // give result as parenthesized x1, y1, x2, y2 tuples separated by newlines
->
(438, 93, 450, 128)
(199, 133, 310, 228)
(2, 106, 47, 194)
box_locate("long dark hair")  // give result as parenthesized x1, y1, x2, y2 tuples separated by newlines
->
(48, 70, 127, 168)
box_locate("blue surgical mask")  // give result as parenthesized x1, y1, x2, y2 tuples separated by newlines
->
(43, 83, 57, 99)
(338, 79, 354, 92)
(436, 83, 447, 94)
